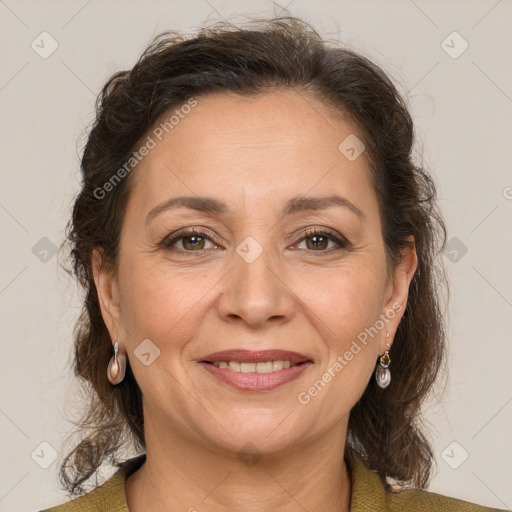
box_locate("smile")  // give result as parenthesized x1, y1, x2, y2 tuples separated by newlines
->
(199, 349, 313, 391)
(205, 360, 297, 373)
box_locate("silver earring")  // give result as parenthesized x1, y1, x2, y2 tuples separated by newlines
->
(375, 335, 391, 389)
(107, 340, 126, 385)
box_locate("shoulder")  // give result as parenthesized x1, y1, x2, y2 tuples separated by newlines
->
(38, 472, 125, 512)
(38, 455, 145, 512)
(348, 451, 506, 512)
(387, 487, 504, 511)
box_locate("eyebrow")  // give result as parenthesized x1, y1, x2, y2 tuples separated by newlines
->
(145, 194, 365, 225)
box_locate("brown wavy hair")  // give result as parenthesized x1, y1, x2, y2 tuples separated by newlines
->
(60, 15, 447, 496)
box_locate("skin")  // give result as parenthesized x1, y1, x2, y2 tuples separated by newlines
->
(93, 89, 417, 511)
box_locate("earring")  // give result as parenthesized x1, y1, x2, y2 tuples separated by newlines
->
(375, 333, 391, 389)
(107, 340, 126, 385)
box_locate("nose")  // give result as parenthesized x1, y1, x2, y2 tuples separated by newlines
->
(216, 245, 295, 329)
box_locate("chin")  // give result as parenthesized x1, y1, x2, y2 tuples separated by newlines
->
(193, 411, 308, 458)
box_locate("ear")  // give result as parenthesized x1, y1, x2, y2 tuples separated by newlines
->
(92, 248, 122, 342)
(380, 236, 418, 351)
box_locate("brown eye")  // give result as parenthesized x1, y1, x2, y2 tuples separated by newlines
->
(161, 228, 219, 253)
(181, 234, 206, 250)
(304, 234, 329, 251)
(296, 228, 349, 253)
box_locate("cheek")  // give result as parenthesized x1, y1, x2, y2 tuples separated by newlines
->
(306, 262, 387, 383)
(294, 264, 387, 422)
(118, 259, 212, 345)
(304, 262, 387, 341)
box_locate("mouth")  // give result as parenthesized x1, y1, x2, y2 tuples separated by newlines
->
(199, 349, 313, 391)
(202, 360, 308, 372)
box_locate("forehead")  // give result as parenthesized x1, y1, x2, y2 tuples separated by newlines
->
(129, 89, 376, 217)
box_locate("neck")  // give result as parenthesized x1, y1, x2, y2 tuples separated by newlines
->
(126, 418, 352, 512)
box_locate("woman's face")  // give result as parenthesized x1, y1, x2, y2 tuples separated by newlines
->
(95, 89, 415, 457)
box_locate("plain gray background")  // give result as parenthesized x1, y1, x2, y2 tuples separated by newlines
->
(0, 1, 511, 510)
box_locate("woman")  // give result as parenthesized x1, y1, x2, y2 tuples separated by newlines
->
(40, 16, 504, 512)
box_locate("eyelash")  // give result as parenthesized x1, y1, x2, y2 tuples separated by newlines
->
(159, 226, 350, 255)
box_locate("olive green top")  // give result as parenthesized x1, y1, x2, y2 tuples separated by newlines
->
(39, 452, 506, 511)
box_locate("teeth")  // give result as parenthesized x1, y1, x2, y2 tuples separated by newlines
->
(240, 362, 256, 373)
(211, 360, 297, 373)
(272, 360, 283, 371)
(256, 362, 273, 373)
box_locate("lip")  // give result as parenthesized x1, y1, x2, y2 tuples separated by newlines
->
(199, 349, 313, 392)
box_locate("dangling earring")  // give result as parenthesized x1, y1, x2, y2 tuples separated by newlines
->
(107, 340, 126, 385)
(375, 333, 391, 389)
